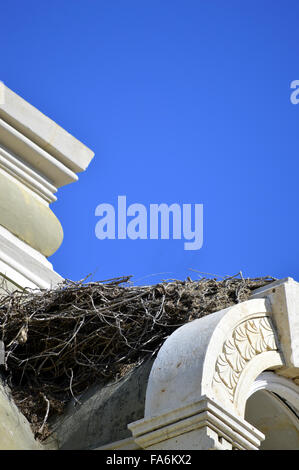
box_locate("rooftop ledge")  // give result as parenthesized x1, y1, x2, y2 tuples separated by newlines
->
(0, 83, 95, 289)
(0, 82, 94, 177)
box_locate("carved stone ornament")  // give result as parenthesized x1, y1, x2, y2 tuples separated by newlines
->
(213, 316, 279, 401)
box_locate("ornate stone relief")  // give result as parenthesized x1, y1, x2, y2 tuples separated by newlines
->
(213, 316, 279, 401)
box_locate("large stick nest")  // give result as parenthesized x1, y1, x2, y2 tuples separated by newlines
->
(0, 274, 275, 440)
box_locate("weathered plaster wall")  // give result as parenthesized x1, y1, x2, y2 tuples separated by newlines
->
(0, 381, 40, 449)
(49, 359, 154, 450)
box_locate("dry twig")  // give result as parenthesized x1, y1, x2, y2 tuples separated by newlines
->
(0, 274, 275, 439)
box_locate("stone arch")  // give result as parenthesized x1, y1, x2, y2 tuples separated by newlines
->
(249, 371, 299, 409)
(144, 298, 284, 420)
(212, 315, 284, 416)
(129, 280, 299, 449)
(244, 372, 299, 449)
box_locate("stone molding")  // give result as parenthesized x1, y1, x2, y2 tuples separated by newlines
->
(0, 225, 62, 290)
(249, 371, 299, 415)
(0, 118, 78, 192)
(0, 144, 58, 203)
(251, 277, 299, 379)
(0, 82, 94, 175)
(96, 437, 141, 450)
(128, 396, 264, 450)
(142, 298, 284, 420)
(0, 83, 94, 289)
(128, 279, 299, 450)
(213, 316, 279, 402)
(0, 171, 63, 257)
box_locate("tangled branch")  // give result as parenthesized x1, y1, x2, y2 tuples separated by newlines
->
(0, 273, 275, 439)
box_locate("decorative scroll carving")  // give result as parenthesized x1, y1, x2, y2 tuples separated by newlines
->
(213, 316, 279, 401)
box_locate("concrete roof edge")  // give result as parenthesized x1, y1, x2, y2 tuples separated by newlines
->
(0, 82, 95, 174)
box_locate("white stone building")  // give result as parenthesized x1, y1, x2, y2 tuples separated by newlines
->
(0, 84, 298, 450)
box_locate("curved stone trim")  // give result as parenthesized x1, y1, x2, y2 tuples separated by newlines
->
(249, 371, 299, 412)
(0, 144, 58, 203)
(143, 299, 276, 418)
(0, 171, 63, 257)
(213, 316, 279, 402)
(127, 280, 299, 450)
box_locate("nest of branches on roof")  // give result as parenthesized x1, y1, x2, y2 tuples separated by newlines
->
(0, 273, 275, 440)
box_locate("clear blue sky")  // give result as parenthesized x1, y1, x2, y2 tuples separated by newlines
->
(2, 1, 299, 284)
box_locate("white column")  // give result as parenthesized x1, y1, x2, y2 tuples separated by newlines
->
(0, 82, 94, 290)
